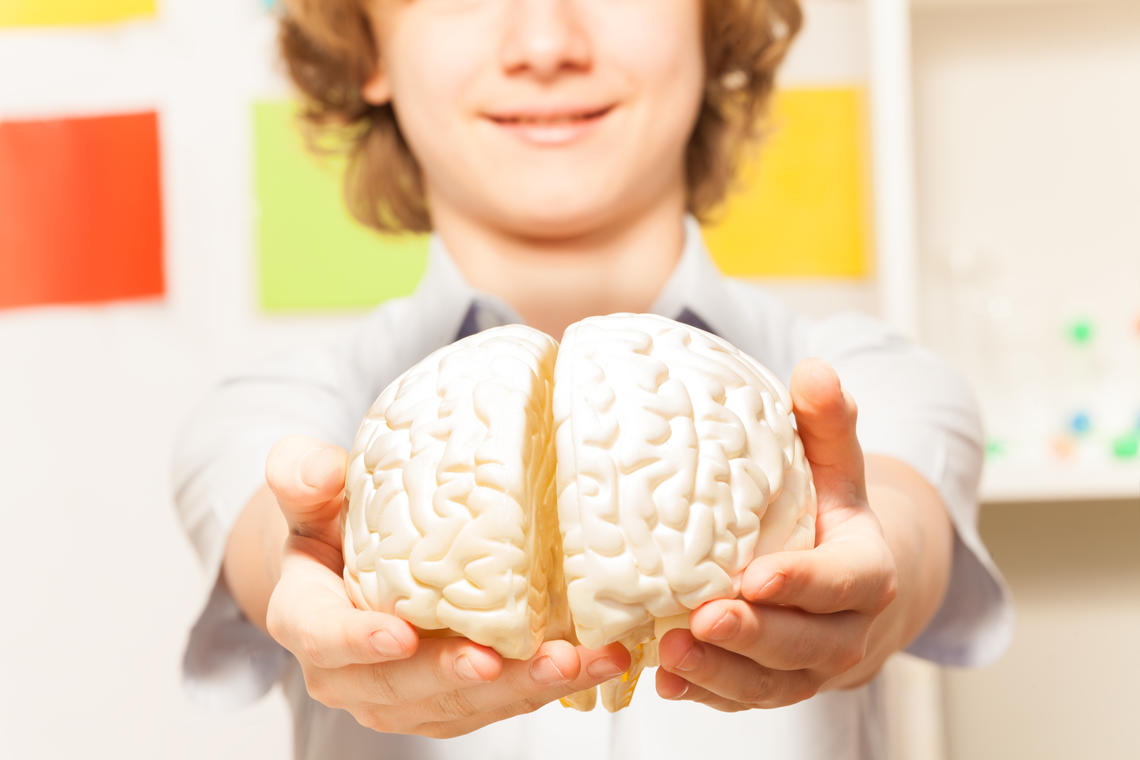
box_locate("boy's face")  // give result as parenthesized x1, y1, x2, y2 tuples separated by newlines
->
(363, 0, 705, 238)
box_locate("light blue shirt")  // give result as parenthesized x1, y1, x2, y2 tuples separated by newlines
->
(171, 214, 1012, 759)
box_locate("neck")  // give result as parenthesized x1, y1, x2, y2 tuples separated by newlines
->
(429, 194, 688, 339)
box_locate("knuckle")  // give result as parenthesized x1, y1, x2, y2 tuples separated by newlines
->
(787, 630, 819, 669)
(787, 680, 819, 705)
(303, 668, 336, 708)
(354, 706, 396, 735)
(739, 669, 774, 707)
(417, 721, 466, 740)
(264, 602, 287, 645)
(343, 627, 366, 664)
(833, 569, 859, 610)
(705, 695, 743, 713)
(410, 724, 471, 738)
(835, 642, 866, 673)
(836, 664, 877, 690)
(480, 694, 543, 727)
(297, 623, 328, 668)
(435, 643, 466, 684)
(432, 689, 478, 721)
(366, 663, 400, 704)
(738, 605, 765, 641)
(518, 693, 549, 715)
(876, 570, 900, 613)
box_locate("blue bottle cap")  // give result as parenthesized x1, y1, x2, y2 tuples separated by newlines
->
(1068, 412, 1091, 435)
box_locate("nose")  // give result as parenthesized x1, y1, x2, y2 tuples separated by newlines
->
(499, 0, 592, 81)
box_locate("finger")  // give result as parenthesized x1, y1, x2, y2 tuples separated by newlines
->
(346, 636, 505, 707)
(356, 639, 623, 723)
(477, 640, 630, 706)
(740, 533, 898, 614)
(268, 543, 418, 669)
(655, 669, 748, 712)
(427, 640, 628, 718)
(265, 434, 348, 544)
(657, 629, 818, 709)
(410, 641, 630, 731)
(689, 598, 867, 671)
(789, 358, 867, 505)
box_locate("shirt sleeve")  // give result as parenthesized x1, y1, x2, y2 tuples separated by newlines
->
(801, 311, 1014, 667)
(169, 310, 396, 711)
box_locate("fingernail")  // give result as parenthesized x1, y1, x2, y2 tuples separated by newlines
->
(674, 645, 702, 673)
(666, 681, 690, 700)
(752, 573, 784, 598)
(455, 655, 482, 682)
(300, 448, 329, 489)
(370, 630, 403, 658)
(587, 658, 625, 679)
(529, 656, 567, 684)
(706, 610, 740, 642)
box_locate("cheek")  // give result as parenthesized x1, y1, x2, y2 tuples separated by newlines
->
(384, 22, 481, 148)
(602, 7, 706, 137)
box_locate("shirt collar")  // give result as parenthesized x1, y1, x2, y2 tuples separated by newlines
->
(410, 213, 748, 346)
(645, 213, 750, 347)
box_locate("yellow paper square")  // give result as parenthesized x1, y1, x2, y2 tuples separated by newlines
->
(0, 0, 156, 26)
(701, 86, 873, 278)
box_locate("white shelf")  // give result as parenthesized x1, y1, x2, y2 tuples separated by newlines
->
(907, 1, 1140, 506)
(981, 462, 1140, 504)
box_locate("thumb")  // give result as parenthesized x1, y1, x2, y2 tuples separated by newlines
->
(790, 358, 867, 505)
(271, 547, 419, 667)
(266, 434, 348, 544)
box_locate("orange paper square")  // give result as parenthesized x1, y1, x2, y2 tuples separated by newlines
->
(0, 111, 165, 309)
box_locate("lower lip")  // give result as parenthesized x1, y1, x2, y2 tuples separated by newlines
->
(489, 108, 613, 146)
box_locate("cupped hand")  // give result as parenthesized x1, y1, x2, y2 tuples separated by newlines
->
(655, 358, 899, 710)
(262, 435, 630, 738)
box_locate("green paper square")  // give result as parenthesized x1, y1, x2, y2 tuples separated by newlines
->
(253, 99, 428, 311)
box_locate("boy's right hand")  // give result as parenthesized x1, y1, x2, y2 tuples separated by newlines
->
(261, 434, 630, 739)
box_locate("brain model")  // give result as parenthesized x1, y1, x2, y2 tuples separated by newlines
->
(342, 313, 816, 711)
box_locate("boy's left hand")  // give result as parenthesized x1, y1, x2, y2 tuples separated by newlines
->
(656, 357, 900, 710)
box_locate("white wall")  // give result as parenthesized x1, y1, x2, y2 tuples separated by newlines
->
(0, 2, 336, 756)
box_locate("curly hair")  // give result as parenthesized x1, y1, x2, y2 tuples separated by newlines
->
(277, 0, 803, 234)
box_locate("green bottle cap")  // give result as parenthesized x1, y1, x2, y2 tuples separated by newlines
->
(985, 439, 1006, 458)
(1068, 318, 1095, 345)
(1111, 433, 1139, 460)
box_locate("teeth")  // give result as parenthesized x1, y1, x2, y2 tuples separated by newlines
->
(517, 117, 580, 125)
(501, 112, 600, 126)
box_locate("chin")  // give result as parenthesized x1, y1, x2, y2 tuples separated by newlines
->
(493, 188, 628, 240)
(504, 208, 618, 241)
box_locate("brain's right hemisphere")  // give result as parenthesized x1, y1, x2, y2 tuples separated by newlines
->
(343, 313, 816, 712)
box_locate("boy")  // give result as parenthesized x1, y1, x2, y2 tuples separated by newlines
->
(172, 1, 1011, 757)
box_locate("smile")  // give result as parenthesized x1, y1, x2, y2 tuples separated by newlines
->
(485, 105, 616, 146)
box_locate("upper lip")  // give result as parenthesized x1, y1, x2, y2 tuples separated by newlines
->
(484, 104, 616, 121)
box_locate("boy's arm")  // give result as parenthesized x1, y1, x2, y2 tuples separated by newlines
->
(826, 452, 952, 689)
(222, 483, 289, 634)
(170, 328, 383, 709)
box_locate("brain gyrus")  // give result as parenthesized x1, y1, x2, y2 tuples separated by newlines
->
(342, 313, 816, 712)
